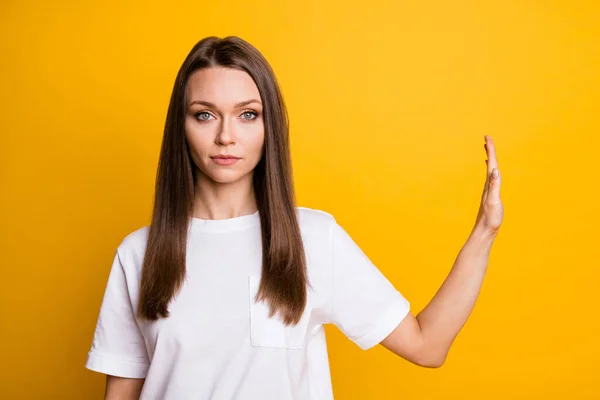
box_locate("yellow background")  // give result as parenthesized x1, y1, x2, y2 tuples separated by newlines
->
(1, 0, 598, 398)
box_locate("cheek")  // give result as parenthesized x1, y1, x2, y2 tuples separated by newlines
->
(251, 134, 265, 156)
(247, 125, 265, 157)
(185, 127, 212, 157)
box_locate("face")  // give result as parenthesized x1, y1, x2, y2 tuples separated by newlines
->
(184, 67, 265, 185)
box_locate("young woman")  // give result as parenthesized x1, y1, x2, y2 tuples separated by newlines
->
(85, 36, 503, 399)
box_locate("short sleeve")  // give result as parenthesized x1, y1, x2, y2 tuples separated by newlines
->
(85, 248, 150, 378)
(329, 220, 411, 350)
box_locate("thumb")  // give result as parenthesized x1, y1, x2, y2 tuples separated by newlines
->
(488, 168, 501, 202)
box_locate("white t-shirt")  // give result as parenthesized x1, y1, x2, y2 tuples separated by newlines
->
(85, 206, 410, 399)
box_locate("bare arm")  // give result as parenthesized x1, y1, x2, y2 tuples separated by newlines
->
(381, 228, 495, 367)
(381, 135, 503, 367)
(105, 375, 145, 400)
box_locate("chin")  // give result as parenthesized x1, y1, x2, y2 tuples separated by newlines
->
(210, 175, 245, 184)
(200, 169, 252, 185)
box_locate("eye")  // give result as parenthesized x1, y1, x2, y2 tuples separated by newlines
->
(194, 111, 214, 121)
(241, 111, 259, 120)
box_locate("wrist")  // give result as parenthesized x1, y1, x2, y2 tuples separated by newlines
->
(464, 226, 496, 256)
(471, 223, 498, 242)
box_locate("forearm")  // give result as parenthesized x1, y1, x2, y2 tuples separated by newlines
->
(415, 227, 496, 363)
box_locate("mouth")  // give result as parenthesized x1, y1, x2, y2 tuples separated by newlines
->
(210, 156, 241, 160)
(210, 155, 241, 166)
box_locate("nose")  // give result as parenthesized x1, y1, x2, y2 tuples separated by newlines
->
(215, 117, 236, 145)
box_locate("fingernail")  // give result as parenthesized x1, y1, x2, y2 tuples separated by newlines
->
(493, 169, 499, 178)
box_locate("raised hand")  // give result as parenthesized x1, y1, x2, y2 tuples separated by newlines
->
(473, 135, 504, 237)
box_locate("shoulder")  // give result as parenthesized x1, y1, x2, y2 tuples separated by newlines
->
(296, 206, 337, 228)
(295, 206, 340, 245)
(115, 224, 150, 272)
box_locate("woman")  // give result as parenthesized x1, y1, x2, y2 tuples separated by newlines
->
(85, 35, 503, 399)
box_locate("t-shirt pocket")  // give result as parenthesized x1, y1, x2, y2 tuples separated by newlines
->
(248, 274, 312, 349)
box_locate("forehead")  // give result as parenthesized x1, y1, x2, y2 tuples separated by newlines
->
(186, 67, 261, 106)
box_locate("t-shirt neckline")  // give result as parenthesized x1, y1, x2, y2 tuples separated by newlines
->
(190, 210, 260, 232)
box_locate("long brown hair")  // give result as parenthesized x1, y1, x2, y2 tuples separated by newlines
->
(137, 36, 308, 326)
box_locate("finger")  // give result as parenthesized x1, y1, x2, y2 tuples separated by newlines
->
(481, 166, 490, 204)
(485, 135, 499, 173)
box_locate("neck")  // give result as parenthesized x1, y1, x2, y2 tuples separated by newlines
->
(192, 172, 258, 220)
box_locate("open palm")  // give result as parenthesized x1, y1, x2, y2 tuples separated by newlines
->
(474, 135, 504, 236)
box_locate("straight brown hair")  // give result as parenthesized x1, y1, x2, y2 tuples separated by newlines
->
(137, 36, 308, 326)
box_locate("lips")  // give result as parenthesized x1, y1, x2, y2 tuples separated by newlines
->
(210, 155, 241, 166)
(210, 155, 241, 159)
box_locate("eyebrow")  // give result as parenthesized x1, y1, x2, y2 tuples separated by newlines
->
(188, 99, 262, 108)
